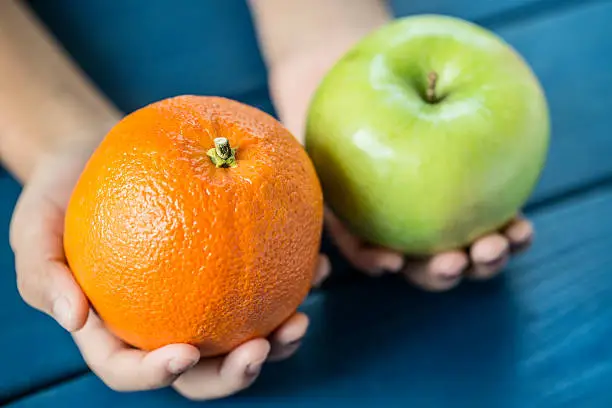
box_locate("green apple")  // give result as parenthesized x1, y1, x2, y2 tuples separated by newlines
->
(305, 14, 550, 255)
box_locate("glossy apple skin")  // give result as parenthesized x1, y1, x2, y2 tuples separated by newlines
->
(305, 15, 550, 255)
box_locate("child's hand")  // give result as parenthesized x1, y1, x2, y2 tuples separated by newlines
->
(10, 145, 329, 399)
(324, 208, 533, 291)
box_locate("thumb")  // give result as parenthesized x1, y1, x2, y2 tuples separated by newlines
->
(15, 257, 89, 332)
(11, 184, 89, 332)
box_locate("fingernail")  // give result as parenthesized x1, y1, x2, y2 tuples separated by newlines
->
(245, 361, 264, 378)
(440, 273, 462, 281)
(288, 338, 302, 346)
(168, 357, 198, 375)
(52, 297, 73, 330)
(482, 254, 508, 266)
(381, 254, 404, 273)
(285, 339, 302, 348)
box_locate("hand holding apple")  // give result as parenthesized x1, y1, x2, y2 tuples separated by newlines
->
(302, 15, 548, 290)
(268, 14, 545, 291)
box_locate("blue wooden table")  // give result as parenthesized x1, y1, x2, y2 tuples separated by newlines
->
(2, 0, 611, 406)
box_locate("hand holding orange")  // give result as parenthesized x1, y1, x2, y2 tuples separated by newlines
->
(64, 95, 324, 357)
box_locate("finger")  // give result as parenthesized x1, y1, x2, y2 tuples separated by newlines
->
(403, 250, 468, 292)
(324, 208, 403, 275)
(503, 216, 534, 253)
(15, 258, 89, 332)
(73, 312, 200, 392)
(311, 255, 331, 287)
(173, 338, 271, 401)
(466, 233, 510, 280)
(268, 312, 309, 362)
(11, 190, 89, 332)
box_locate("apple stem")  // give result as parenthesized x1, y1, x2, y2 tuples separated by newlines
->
(426, 72, 438, 103)
(207, 137, 237, 168)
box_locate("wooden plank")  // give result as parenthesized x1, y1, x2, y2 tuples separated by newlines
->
(25, 0, 273, 114)
(8, 178, 612, 407)
(492, 1, 612, 204)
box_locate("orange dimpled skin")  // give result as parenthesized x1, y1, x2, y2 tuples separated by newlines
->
(63, 96, 324, 356)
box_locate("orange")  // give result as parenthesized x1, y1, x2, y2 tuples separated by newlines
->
(63, 95, 324, 356)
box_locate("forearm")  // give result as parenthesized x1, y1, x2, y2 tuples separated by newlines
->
(248, 0, 391, 67)
(248, 0, 391, 139)
(0, 0, 121, 183)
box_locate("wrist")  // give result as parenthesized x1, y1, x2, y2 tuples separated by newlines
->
(249, 0, 391, 69)
(249, 0, 391, 142)
(1, 108, 121, 184)
(0, 0, 123, 183)
(268, 39, 369, 143)
(52, 110, 121, 154)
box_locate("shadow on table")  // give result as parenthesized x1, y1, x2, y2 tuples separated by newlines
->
(238, 263, 527, 402)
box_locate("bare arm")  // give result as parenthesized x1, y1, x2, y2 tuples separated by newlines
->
(247, 0, 392, 139)
(0, 0, 121, 183)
